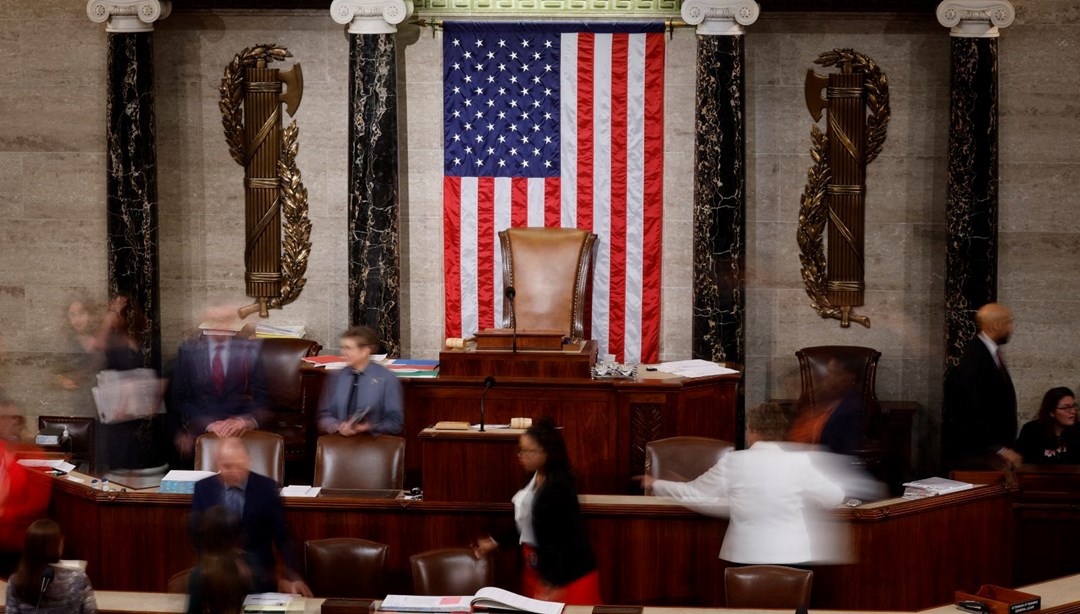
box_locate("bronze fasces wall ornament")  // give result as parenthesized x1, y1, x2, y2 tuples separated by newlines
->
(220, 44, 312, 318)
(798, 48, 890, 328)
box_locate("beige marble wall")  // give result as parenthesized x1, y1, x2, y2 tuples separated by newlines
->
(1, 2, 1078, 474)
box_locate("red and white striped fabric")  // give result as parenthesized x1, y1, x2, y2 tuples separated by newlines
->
(442, 23, 665, 363)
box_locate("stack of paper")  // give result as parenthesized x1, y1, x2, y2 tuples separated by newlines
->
(902, 476, 973, 499)
(280, 485, 322, 498)
(655, 359, 739, 378)
(255, 324, 307, 339)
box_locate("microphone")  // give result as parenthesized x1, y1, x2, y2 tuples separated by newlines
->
(480, 376, 496, 432)
(505, 286, 518, 353)
(37, 567, 55, 612)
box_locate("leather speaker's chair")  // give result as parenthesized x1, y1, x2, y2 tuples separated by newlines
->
(498, 227, 597, 339)
(314, 434, 405, 490)
(410, 548, 493, 596)
(257, 337, 322, 463)
(305, 538, 389, 598)
(643, 436, 733, 494)
(195, 431, 284, 486)
(37, 416, 96, 473)
(796, 345, 881, 416)
(724, 565, 813, 609)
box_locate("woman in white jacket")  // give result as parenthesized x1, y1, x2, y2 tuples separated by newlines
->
(638, 403, 846, 564)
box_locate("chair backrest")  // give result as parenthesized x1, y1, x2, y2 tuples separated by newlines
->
(499, 227, 597, 339)
(258, 338, 322, 413)
(724, 565, 813, 609)
(795, 345, 881, 416)
(194, 431, 285, 486)
(166, 567, 193, 594)
(314, 434, 405, 490)
(305, 538, 389, 599)
(37, 415, 96, 473)
(410, 548, 493, 596)
(644, 436, 733, 493)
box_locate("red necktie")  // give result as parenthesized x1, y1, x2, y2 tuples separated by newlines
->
(212, 343, 226, 395)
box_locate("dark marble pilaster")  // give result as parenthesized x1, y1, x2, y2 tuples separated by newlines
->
(943, 37, 998, 372)
(347, 33, 401, 356)
(692, 34, 745, 368)
(107, 32, 160, 370)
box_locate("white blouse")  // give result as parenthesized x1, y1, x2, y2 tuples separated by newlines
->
(511, 473, 539, 546)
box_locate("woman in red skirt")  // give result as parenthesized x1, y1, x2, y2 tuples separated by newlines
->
(474, 417, 601, 604)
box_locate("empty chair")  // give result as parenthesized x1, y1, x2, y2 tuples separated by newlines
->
(724, 565, 813, 609)
(643, 436, 734, 494)
(305, 538, 389, 598)
(410, 548, 493, 596)
(314, 434, 405, 490)
(194, 431, 285, 486)
(37, 416, 96, 473)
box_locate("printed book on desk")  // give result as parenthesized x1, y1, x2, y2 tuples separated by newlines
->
(242, 592, 303, 612)
(902, 476, 973, 499)
(380, 587, 563, 614)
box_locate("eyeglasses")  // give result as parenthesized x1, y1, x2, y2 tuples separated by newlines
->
(517, 448, 544, 456)
(1056, 404, 1079, 412)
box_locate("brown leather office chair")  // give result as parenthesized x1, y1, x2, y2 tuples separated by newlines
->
(314, 434, 405, 490)
(724, 565, 813, 609)
(796, 346, 881, 415)
(410, 548, 493, 596)
(644, 436, 733, 494)
(37, 415, 96, 473)
(305, 538, 389, 598)
(498, 227, 597, 339)
(194, 431, 285, 486)
(257, 337, 322, 463)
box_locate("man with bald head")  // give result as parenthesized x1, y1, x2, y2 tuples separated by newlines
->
(191, 438, 310, 596)
(943, 303, 1021, 470)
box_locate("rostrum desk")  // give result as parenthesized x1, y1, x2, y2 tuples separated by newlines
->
(299, 364, 741, 495)
(47, 474, 1014, 611)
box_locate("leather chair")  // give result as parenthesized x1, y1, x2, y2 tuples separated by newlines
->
(410, 548, 493, 596)
(724, 565, 813, 609)
(314, 434, 405, 490)
(37, 416, 96, 473)
(498, 227, 597, 339)
(796, 345, 881, 416)
(166, 567, 192, 594)
(643, 436, 733, 494)
(256, 337, 322, 463)
(195, 431, 285, 486)
(305, 538, 389, 598)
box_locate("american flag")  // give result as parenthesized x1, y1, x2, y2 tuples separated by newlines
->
(442, 22, 665, 363)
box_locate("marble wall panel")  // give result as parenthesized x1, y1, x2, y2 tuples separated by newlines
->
(663, 218, 693, 290)
(0, 85, 106, 152)
(999, 163, 1080, 233)
(999, 91, 1080, 164)
(745, 155, 779, 223)
(999, 231, 1080, 302)
(1012, 0, 1080, 26)
(662, 149, 695, 221)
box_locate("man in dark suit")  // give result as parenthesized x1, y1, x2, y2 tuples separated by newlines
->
(943, 302, 1020, 470)
(191, 437, 310, 596)
(171, 307, 269, 458)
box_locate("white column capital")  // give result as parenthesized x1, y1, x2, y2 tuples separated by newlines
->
(331, 0, 414, 34)
(86, 0, 171, 33)
(681, 0, 760, 36)
(937, 1, 1015, 38)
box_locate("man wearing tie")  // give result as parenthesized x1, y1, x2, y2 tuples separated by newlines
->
(170, 306, 269, 458)
(317, 326, 404, 436)
(191, 438, 310, 595)
(943, 302, 1020, 470)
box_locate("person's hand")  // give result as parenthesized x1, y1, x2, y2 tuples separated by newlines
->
(337, 421, 361, 437)
(278, 578, 313, 598)
(108, 296, 129, 314)
(999, 447, 1023, 467)
(206, 420, 230, 437)
(632, 474, 656, 490)
(473, 537, 497, 559)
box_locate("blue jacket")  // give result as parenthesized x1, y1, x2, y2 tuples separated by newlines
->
(316, 362, 404, 435)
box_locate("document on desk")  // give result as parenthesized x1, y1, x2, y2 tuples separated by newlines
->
(17, 459, 77, 473)
(655, 359, 739, 378)
(280, 485, 322, 498)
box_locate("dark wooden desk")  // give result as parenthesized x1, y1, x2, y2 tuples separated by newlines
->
(301, 367, 741, 495)
(49, 474, 1013, 611)
(418, 427, 524, 502)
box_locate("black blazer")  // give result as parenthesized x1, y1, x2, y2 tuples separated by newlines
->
(1015, 420, 1080, 464)
(498, 471, 597, 587)
(171, 337, 270, 434)
(943, 338, 1017, 465)
(191, 472, 295, 592)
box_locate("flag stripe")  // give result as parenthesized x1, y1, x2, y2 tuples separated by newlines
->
(640, 32, 665, 363)
(458, 177, 479, 338)
(590, 34, 612, 357)
(476, 177, 496, 331)
(574, 33, 594, 232)
(444, 176, 463, 338)
(607, 33, 629, 362)
(623, 33, 647, 364)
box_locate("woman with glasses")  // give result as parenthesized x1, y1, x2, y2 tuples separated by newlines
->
(1015, 387, 1080, 464)
(473, 417, 601, 604)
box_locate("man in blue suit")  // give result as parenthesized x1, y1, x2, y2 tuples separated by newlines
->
(191, 437, 310, 596)
(317, 326, 404, 436)
(171, 307, 270, 458)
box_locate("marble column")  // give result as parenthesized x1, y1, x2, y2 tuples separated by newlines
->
(937, 1, 1015, 370)
(681, 0, 759, 367)
(332, 0, 413, 356)
(87, 0, 170, 370)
